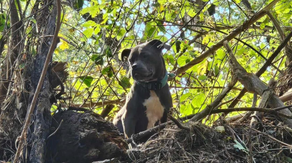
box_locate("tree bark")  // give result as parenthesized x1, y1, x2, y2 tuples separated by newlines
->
(28, 1, 57, 162)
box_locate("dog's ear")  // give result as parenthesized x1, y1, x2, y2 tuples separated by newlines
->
(120, 49, 131, 61)
(147, 40, 171, 51)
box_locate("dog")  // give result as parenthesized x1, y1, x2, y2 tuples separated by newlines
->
(113, 40, 173, 138)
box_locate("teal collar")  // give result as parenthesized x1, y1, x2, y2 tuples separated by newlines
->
(160, 72, 169, 88)
(137, 72, 169, 90)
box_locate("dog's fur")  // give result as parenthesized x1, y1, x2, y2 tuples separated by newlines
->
(113, 40, 173, 138)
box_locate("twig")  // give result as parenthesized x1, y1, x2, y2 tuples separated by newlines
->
(13, 0, 61, 162)
(169, 86, 242, 91)
(180, 104, 292, 121)
(210, 107, 292, 119)
(169, 115, 190, 131)
(184, 24, 283, 74)
(252, 128, 292, 150)
(61, 99, 124, 108)
(47, 120, 63, 139)
(127, 121, 172, 143)
(100, 105, 114, 118)
(67, 107, 89, 112)
(231, 0, 249, 18)
(273, 104, 292, 112)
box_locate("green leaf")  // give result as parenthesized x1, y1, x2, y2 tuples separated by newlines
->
(102, 66, 113, 78)
(180, 93, 192, 102)
(145, 22, 156, 38)
(91, 54, 98, 61)
(233, 140, 248, 153)
(79, 76, 94, 87)
(120, 77, 131, 88)
(214, 65, 220, 76)
(234, 0, 240, 3)
(0, 13, 6, 31)
(94, 55, 104, 65)
(157, 22, 166, 33)
(102, 67, 110, 75)
(105, 46, 112, 57)
(50, 105, 58, 112)
(216, 49, 225, 60)
(80, 5, 100, 18)
(198, 75, 207, 81)
(260, 23, 265, 29)
(83, 27, 94, 38)
(117, 28, 126, 40)
(285, 156, 292, 162)
(191, 92, 205, 108)
(74, 0, 84, 9)
(147, 27, 156, 37)
(82, 20, 96, 27)
(177, 56, 191, 66)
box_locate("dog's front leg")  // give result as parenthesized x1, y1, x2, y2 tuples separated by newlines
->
(122, 112, 136, 138)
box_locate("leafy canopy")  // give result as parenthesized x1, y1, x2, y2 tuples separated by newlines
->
(48, 0, 292, 122)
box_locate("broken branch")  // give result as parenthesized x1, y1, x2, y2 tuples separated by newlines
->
(223, 41, 292, 128)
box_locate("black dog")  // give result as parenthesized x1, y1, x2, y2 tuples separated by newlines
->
(113, 40, 173, 138)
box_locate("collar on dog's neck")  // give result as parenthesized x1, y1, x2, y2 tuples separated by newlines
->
(137, 72, 169, 90)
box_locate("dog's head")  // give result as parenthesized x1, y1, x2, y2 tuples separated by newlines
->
(121, 40, 170, 82)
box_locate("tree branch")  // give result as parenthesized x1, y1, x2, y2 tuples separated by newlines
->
(223, 40, 292, 128)
(228, 31, 292, 108)
(62, 99, 124, 108)
(267, 11, 292, 63)
(174, 0, 280, 76)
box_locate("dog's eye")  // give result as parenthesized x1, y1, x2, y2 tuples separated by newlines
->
(142, 55, 148, 59)
(129, 58, 134, 64)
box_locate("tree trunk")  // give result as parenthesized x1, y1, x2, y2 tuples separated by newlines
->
(0, 0, 56, 162)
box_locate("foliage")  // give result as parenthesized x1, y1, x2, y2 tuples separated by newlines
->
(6, 0, 292, 123)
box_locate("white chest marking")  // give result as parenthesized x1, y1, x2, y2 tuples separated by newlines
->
(143, 90, 164, 129)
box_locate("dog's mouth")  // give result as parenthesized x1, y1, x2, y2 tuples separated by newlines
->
(132, 70, 154, 82)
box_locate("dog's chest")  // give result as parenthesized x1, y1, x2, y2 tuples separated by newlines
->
(143, 90, 164, 129)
